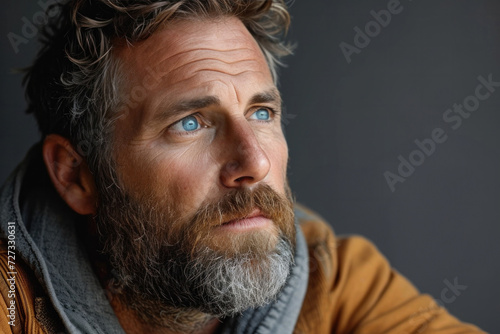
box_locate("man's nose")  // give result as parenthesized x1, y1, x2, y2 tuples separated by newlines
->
(219, 121, 271, 188)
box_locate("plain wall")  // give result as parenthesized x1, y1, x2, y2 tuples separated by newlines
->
(1, 0, 498, 332)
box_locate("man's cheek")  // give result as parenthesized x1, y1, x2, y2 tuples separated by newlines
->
(129, 147, 196, 186)
(267, 143, 288, 182)
(164, 167, 215, 212)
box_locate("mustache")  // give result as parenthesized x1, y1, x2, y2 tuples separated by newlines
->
(173, 183, 296, 250)
(190, 183, 292, 226)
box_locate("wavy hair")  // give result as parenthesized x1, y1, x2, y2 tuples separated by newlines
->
(24, 0, 293, 185)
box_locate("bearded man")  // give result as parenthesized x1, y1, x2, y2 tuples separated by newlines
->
(0, 1, 485, 333)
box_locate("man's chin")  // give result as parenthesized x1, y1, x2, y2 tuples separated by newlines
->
(107, 232, 295, 330)
(202, 223, 280, 258)
(173, 235, 295, 317)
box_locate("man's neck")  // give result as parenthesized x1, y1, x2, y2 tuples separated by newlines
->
(107, 292, 222, 334)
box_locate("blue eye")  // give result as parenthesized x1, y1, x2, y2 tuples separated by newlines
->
(251, 108, 271, 121)
(171, 115, 201, 133)
(181, 116, 200, 131)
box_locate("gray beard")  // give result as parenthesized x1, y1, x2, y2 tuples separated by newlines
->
(164, 236, 294, 316)
(106, 233, 294, 331)
(94, 175, 296, 331)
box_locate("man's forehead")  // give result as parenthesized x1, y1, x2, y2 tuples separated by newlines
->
(112, 16, 277, 136)
(115, 16, 267, 78)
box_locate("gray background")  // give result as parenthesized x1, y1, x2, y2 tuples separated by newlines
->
(1, 0, 498, 332)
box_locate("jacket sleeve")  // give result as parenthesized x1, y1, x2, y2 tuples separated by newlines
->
(295, 215, 486, 334)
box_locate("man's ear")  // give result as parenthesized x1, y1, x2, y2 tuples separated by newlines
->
(42, 134, 98, 215)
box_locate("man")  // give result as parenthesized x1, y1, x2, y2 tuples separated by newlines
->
(0, 0, 485, 333)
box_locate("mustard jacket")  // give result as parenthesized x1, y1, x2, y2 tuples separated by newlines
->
(295, 206, 485, 333)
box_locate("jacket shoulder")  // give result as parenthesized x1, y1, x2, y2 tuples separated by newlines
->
(293, 204, 486, 334)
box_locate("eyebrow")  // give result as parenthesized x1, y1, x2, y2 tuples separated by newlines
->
(172, 95, 221, 114)
(151, 88, 282, 125)
(248, 88, 282, 106)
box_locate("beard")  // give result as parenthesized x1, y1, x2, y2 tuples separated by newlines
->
(93, 171, 296, 331)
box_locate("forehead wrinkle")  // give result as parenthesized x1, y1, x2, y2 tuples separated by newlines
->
(191, 69, 258, 78)
(156, 49, 263, 79)
(117, 18, 270, 93)
(152, 47, 259, 75)
(118, 34, 262, 82)
(171, 55, 259, 69)
(152, 66, 266, 95)
(150, 22, 262, 65)
(161, 58, 261, 84)
(117, 16, 267, 74)
(159, 46, 260, 65)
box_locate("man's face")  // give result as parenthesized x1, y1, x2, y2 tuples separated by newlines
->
(95, 17, 295, 326)
(113, 16, 290, 254)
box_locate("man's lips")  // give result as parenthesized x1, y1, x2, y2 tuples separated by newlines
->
(217, 209, 272, 232)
